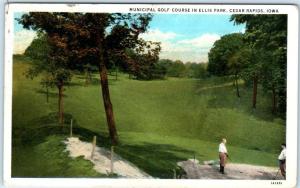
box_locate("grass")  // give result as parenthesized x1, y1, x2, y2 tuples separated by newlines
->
(12, 134, 103, 177)
(12, 55, 285, 178)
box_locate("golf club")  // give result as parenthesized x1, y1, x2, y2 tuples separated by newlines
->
(273, 168, 280, 180)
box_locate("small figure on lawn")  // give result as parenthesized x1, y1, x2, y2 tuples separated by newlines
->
(219, 138, 228, 174)
(278, 143, 286, 178)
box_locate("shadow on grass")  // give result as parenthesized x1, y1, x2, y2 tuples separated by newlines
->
(27, 112, 69, 127)
(13, 112, 111, 148)
(68, 127, 199, 178)
(13, 112, 72, 147)
(44, 124, 195, 178)
(12, 112, 199, 178)
(206, 91, 276, 122)
(193, 79, 279, 122)
(75, 75, 100, 86)
(36, 89, 59, 98)
(67, 82, 83, 87)
(115, 142, 198, 178)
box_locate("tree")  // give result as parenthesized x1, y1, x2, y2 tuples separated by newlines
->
(19, 13, 155, 144)
(159, 59, 187, 77)
(25, 33, 52, 103)
(228, 52, 241, 98)
(23, 32, 71, 124)
(207, 33, 245, 99)
(126, 41, 162, 80)
(78, 14, 156, 144)
(186, 63, 208, 79)
(207, 33, 244, 76)
(231, 15, 287, 113)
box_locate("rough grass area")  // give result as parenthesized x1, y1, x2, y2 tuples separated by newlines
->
(12, 56, 285, 178)
(12, 134, 104, 177)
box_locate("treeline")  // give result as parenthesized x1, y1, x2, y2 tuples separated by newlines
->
(157, 59, 208, 79)
(110, 58, 208, 80)
(66, 57, 209, 81)
(207, 15, 287, 116)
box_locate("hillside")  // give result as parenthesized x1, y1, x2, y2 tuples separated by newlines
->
(12, 56, 285, 178)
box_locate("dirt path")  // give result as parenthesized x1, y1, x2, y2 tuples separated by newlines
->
(177, 159, 284, 180)
(64, 137, 152, 178)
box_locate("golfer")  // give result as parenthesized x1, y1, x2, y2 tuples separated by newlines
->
(219, 138, 228, 174)
(278, 143, 286, 178)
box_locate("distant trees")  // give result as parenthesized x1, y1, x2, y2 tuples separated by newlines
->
(166, 60, 187, 77)
(185, 62, 208, 79)
(121, 57, 208, 80)
(158, 59, 208, 79)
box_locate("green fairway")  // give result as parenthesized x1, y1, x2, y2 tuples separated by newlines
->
(12, 56, 285, 178)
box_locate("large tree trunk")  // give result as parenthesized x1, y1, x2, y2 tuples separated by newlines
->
(235, 74, 240, 98)
(58, 81, 64, 125)
(252, 75, 258, 109)
(98, 45, 118, 145)
(272, 84, 277, 114)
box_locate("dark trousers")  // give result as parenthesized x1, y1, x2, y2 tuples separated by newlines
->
(219, 152, 227, 174)
(279, 160, 286, 178)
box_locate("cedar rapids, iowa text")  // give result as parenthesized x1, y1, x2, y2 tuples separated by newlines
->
(129, 7, 279, 13)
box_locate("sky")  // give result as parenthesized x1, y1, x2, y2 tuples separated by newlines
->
(14, 13, 245, 63)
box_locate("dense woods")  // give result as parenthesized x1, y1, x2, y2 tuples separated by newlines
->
(208, 15, 287, 116)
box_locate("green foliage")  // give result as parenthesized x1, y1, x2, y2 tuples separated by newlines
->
(231, 14, 287, 115)
(208, 33, 244, 76)
(25, 33, 50, 60)
(186, 62, 209, 79)
(157, 60, 209, 79)
(168, 60, 187, 77)
(148, 62, 167, 80)
(159, 59, 187, 77)
(23, 32, 72, 88)
(125, 41, 163, 80)
(19, 12, 159, 143)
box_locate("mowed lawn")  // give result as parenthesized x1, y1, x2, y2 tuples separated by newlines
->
(12, 56, 285, 178)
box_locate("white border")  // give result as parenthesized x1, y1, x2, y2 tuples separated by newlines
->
(4, 4, 299, 188)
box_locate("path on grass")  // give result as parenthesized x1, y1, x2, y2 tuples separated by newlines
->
(177, 159, 284, 180)
(64, 137, 152, 178)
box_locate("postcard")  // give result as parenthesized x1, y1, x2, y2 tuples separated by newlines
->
(3, 3, 298, 188)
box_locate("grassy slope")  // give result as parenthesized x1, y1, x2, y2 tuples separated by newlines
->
(12, 56, 285, 178)
(12, 135, 106, 177)
(12, 58, 105, 177)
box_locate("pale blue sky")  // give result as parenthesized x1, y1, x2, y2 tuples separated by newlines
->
(149, 14, 244, 40)
(14, 12, 25, 33)
(14, 13, 245, 62)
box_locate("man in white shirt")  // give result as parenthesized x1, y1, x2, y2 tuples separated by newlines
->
(219, 138, 228, 174)
(278, 143, 286, 178)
